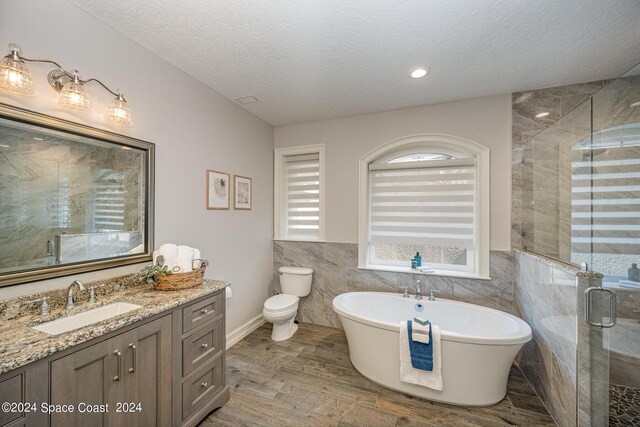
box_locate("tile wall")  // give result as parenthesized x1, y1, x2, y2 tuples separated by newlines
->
(514, 250, 580, 427)
(272, 241, 516, 328)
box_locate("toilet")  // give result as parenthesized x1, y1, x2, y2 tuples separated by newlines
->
(263, 266, 313, 341)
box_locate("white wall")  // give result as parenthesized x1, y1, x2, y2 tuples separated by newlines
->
(0, 0, 274, 334)
(275, 95, 512, 250)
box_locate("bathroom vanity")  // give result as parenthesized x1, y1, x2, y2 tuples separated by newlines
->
(0, 276, 229, 427)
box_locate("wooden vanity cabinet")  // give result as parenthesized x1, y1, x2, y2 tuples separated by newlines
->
(0, 288, 228, 427)
(49, 315, 172, 427)
(174, 292, 228, 427)
(0, 362, 48, 427)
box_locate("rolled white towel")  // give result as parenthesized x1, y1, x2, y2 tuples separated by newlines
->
(152, 250, 159, 264)
(193, 248, 201, 260)
(225, 286, 232, 299)
(158, 243, 178, 270)
(177, 245, 194, 273)
(412, 321, 431, 344)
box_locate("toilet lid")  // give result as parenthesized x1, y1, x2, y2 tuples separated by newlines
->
(279, 266, 313, 275)
(265, 294, 299, 311)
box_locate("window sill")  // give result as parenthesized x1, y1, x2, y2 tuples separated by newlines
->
(357, 265, 491, 281)
(273, 238, 326, 243)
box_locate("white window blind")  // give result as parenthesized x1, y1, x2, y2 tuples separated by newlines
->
(284, 153, 320, 240)
(94, 177, 126, 232)
(368, 157, 477, 248)
(571, 147, 640, 255)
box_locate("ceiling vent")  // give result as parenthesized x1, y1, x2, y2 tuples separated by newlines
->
(235, 95, 258, 105)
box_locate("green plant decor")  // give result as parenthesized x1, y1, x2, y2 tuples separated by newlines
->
(140, 264, 172, 286)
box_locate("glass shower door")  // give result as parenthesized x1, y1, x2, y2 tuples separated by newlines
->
(580, 64, 640, 427)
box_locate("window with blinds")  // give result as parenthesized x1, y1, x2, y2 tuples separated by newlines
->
(281, 152, 322, 241)
(367, 156, 477, 272)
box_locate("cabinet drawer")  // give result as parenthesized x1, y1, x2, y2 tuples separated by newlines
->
(0, 373, 23, 426)
(182, 319, 223, 376)
(182, 292, 224, 334)
(182, 358, 224, 421)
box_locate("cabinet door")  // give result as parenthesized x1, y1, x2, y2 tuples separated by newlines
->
(123, 315, 172, 427)
(50, 333, 130, 427)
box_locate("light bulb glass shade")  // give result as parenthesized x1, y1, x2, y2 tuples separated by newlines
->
(58, 79, 90, 111)
(0, 54, 34, 95)
(105, 94, 133, 127)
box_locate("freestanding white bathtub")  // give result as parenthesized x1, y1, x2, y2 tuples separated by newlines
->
(333, 292, 532, 406)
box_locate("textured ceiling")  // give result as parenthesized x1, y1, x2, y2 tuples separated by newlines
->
(67, 0, 640, 126)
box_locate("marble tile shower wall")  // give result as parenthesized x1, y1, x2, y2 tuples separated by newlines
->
(511, 80, 608, 251)
(514, 250, 581, 427)
(272, 241, 516, 328)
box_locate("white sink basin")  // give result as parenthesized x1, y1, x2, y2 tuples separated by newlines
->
(32, 302, 142, 335)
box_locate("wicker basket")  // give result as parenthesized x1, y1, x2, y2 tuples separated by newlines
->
(155, 267, 205, 291)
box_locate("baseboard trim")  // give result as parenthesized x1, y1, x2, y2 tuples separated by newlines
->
(226, 314, 265, 349)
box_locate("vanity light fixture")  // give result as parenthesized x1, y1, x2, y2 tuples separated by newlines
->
(58, 70, 90, 111)
(0, 43, 133, 126)
(410, 67, 430, 79)
(535, 112, 550, 118)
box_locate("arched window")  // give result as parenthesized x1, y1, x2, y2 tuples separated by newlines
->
(358, 135, 490, 279)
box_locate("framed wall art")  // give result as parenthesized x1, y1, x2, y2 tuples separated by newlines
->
(206, 170, 230, 210)
(234, 175, 252, 210)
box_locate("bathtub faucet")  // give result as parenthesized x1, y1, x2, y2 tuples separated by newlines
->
(415, 279, 423, 300)
(398, 285, 410, 298)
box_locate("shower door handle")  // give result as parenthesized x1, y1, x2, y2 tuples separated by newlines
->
(584, 287, 617, 328)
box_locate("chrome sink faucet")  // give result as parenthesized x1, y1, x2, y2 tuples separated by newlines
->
(428, 289, 440, 301)
(415, 279, 423, 300)
(66, 280, 86, 309)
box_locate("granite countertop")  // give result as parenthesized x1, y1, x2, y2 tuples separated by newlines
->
(0, 274, 229, 375)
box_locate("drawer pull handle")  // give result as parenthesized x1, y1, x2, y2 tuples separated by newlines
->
(201, 382, 208, 388)
(201, 343, 208, 349)
(128, 343, 137, 373)
(113, 350, 122, 382)
(201, 308, 209, 315)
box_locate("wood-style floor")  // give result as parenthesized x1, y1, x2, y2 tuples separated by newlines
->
(200, 323, 556, 426)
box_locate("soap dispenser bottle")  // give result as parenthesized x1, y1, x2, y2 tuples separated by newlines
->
(415, 252, 422, 267)
(629, 263, 640, 282)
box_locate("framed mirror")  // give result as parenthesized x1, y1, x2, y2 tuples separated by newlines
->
(0, 103, 154, 287)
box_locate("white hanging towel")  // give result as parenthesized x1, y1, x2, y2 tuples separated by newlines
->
(177, 245, 194, 273)
(399, 321, 443, 390)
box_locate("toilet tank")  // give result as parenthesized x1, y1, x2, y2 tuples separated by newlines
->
(279, 266, 313, 297)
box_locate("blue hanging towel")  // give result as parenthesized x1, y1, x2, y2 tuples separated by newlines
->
(407, 320, 433, 371)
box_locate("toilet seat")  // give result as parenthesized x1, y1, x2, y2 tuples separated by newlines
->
(264, 294, 299, 312)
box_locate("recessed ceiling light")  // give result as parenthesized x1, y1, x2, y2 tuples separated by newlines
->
(630, 101, 640, 108)
(410, 67, 430, 79)
(33, 137, 44, 141)
(235, 95, 258, 105)
(121, 146, 132, 150)
(535, 112, 550, 118)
